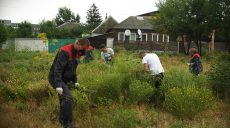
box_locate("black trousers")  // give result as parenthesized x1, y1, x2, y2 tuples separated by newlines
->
(151, 73, 164, 89)
(150, 73, 165, 107)
(48, 78, 73, 126)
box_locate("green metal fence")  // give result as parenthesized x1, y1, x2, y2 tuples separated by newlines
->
(48, 38, 77, 52)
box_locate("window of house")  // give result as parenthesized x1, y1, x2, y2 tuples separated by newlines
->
(163, 34, 170, 42)
(130, 33, 136, 41)
(141, 33, 147, 42)
(158, 34, 163, 43)
(152, 33, 158, 43)
(118, 32, 125, 41)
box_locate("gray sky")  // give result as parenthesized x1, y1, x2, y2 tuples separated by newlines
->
(0, 0, 158, 24)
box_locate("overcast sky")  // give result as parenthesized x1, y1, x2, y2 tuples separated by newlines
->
(0, 0, 158, 24)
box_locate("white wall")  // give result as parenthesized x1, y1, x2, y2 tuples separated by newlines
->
(14, 38, 48, 52)
(106, 38, 114, 48)
(91, 33, 102, 37)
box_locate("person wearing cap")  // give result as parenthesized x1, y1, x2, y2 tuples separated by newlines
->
(139, 51, 164, 89)
(48, 38, 90, 128)
(100, 44, 115, 64)
(188, 47, 203, 75)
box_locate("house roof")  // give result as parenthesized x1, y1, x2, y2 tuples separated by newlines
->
(112, 16, 154, 30)
(137, 11, 159, 17)
(92, 16, 118, 34)
(57, 22, 80, 30)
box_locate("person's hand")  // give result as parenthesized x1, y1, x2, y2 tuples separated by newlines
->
(56, 87, 63, 95)
(187, 63, 191, 66)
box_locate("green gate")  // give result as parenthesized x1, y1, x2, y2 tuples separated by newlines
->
(48, 38, 77, 52)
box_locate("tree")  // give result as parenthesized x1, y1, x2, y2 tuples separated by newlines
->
(39, 20, 58, 38)
(55, 7, 80, 26)
(70, 23, 91, 38)
(16, 21, 32, 38)
(86, 3, 102, 31)
(6, 26, 16, 39)
(0, 24, 8, 47)
(154, 0, 212, 54)
(215, 0, 230, 53)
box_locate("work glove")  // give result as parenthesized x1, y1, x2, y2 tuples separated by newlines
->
(56, 87, 63, 95)
(73, 83, 80, 89)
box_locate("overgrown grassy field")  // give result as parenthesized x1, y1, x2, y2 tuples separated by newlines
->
(0, 48, 229, 128)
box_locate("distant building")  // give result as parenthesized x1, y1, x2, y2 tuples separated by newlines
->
(91, 16, 118, 37)
(0, 19, 40, 35)
(56, 21, 80, 31)
(88, 11, 178, 51)
(0, 20, 11, 25)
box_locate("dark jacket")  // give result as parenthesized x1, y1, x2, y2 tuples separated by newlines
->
(189, 53, 203, 75)
(48, 44, 84, 88)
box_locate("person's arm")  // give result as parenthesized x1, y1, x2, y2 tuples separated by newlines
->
(142, 57, 149, 72)
(143, 63, 149, 72)
(72, 69, 77, 84)
(110, 48, 115, 62)
(54, 51, 68, 88)
(101, 52, 106, 63)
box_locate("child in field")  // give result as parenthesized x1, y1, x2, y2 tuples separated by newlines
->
(188, 48, 203, 75)
(100, 44, 115, 64)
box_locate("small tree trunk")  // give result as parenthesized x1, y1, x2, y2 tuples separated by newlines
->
(199, 40, 202, 56)
(225, 33, 230, 54)
(211, 30, 215, 53)
(195, 40, 199, 52)
(179, 35, 186, 53)
(228, 43, 230, 54)
(186, 39, 191, 55)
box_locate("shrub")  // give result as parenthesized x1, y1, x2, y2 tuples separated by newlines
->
(95, 73, 123, 103)
(0, 50, 15, 62)
(128, 80, 154, 104)
(27, 80, 54, 104)
(208, 54, 230, 101)
(72, 89, 90, 111)
(0, 65, 10, 82)
(42, 97, 59, 122)
(16, 102, 28, 111)
(165, 86, 214, 119)
(169, 120, 184, 128)
(162, 66, 208, 92)
(99, 108, 139, 128)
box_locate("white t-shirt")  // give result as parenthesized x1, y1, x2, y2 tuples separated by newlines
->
(142, 53, 164, 75)
(101, 48, 114, 62)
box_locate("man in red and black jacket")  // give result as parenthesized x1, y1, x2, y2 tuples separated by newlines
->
(48, 38, 90, 128)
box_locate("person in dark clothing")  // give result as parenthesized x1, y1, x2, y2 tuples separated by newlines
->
(83, 45, 94, 63)
(48, 38, 90, 128)
(188, 47, 203, 75)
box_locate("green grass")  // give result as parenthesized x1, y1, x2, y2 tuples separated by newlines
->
(0, 49, 229, 128)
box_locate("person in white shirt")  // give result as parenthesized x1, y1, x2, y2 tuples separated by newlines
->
(100, 44, 115, 64)
(139, 51, 164, 88)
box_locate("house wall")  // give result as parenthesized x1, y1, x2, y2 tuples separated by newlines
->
(110, 29, 173, 51)
(88, 35, 106, 49)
